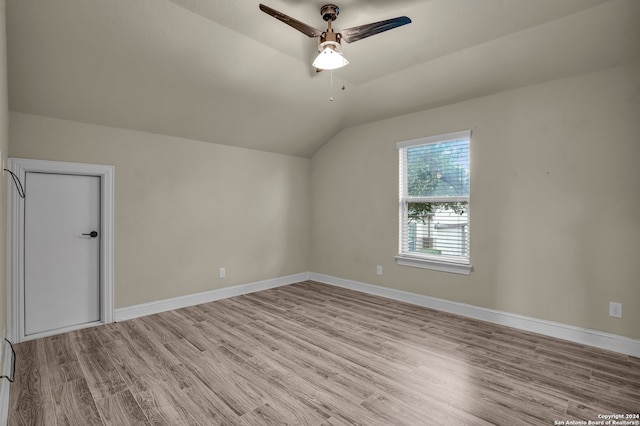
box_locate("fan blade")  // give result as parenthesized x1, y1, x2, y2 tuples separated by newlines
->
(259, 4, 323, 38)
(341, 16, 411, 43)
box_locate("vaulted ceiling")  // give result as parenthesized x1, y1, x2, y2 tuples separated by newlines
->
(6, 0, 640, 157)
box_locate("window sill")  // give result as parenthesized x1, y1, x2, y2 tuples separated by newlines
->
(395, 255, 472, 275)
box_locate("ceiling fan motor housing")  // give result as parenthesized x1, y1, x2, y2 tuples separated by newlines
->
(319, 28, 341, 46)
(319, 4, 341, 49)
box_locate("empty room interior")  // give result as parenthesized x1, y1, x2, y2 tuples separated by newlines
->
(0, 0, 639, 424)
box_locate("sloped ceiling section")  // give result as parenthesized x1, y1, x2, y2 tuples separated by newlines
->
(6, 0, 640, 157)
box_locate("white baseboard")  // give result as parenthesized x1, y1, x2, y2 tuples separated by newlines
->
(112, 270, 639, 357)
(114, 272, 311, 322)
(0, 332, 12, 426)
(309, 273, 640, 358)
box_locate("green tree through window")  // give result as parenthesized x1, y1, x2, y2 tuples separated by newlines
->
(397, 131, 471, 271)
(406, 139, 469, 224)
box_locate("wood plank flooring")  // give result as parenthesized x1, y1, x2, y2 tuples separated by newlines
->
(8, 281, 640, 425)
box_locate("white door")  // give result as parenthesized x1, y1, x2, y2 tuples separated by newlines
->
(24, 172, 101, 336)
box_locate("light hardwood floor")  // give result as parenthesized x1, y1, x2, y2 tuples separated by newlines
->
(8, 281, 640, 425)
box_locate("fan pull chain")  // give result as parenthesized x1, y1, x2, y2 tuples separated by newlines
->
(330, 70, 334, 102)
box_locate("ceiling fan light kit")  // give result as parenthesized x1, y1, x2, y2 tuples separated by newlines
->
(312, 41, 349, 70)
(259, 3, 410, 71)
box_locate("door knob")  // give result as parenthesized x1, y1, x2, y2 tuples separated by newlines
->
(82, 231, 99, 238)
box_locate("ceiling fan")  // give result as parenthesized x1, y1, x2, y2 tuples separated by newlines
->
(259, 3, 411, 71)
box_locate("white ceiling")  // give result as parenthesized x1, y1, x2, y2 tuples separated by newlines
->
(6, 0, 640, 157)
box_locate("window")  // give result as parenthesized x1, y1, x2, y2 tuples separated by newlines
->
(396, 130, 471, 274)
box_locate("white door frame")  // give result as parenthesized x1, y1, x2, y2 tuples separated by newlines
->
(7, 158, 114, 342)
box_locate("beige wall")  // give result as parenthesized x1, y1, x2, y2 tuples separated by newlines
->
(311, 63, 640, 340)
(9, 113, 310, 308)
(0, 0, 8, 343)
(6, 62, 639, 341)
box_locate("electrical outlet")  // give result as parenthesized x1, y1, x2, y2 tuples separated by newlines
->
(609, 302, 622, 318)
(219, 267, 226, 278)
(376, 265, 383, 276)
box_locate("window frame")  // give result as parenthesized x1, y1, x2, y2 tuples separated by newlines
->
(396, 130, 472, 275)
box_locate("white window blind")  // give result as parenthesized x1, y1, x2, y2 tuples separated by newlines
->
(396, 130, 471, 274)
